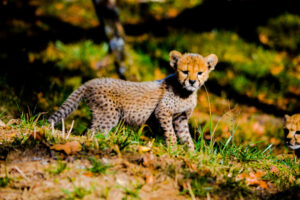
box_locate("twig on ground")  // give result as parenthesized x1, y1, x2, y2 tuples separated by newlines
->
(207, 192, 211, 200)
(33, 112, 47, 126)
(14, 166, 29, 181)
(91, 131, 95, 139)
(61, 119, 65, 138)
(187, 182, 196, 200)
(66, 120, 74, 139)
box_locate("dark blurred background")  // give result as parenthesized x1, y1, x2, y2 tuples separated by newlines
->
(0, 0, 300, 149)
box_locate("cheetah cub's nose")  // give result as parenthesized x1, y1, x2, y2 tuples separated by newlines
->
(189, 80, 196, 85)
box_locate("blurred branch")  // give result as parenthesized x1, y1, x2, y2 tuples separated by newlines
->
(92, 0, 126, 79)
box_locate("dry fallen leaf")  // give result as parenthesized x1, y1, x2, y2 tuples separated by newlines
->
(50, 141, 82, 155)
(137, 145, 151, 154)
(83, 171, 94, 177)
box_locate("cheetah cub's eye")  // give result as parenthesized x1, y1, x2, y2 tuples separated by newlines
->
(181, 70, 189, 75)
(296, 131, 300, 134)
(197, 72, 203, 76)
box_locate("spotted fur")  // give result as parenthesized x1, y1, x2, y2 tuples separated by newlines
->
(48, 50, 218, 151)
(284, 114, 300, 150)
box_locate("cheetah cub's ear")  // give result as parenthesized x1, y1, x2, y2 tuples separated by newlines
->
(284, 114, 291, 122)
(169, 50, 182, 69)
(205, 54, 218, 71)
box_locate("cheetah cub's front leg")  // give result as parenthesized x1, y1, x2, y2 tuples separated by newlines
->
(155, 110, 178, 148)
(173, 110, 194, 151)
(156, 110, 194, 151)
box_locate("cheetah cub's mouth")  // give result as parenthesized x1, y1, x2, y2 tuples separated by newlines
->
(184, 81, 201, 92)
(288, 144, 300, 150)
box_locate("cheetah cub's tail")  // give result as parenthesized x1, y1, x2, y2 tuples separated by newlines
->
(48, 85, 86, 125)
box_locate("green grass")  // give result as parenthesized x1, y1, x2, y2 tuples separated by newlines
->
(62, 185, 92, 200)
(0, 175, 11, 188)
(121, 183, 143, 200)
(0, 116, 299, 199)
(87, 157, 110, 175)
(0, 168, 11, 188)
(47, 160, 67, 175)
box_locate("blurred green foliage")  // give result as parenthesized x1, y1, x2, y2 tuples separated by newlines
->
(34, 0, 99, 28)
(118, 0, 203, 23)
(258, 13, 300, 52)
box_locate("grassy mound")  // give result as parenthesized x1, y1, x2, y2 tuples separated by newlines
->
(0, 116, 299, 200)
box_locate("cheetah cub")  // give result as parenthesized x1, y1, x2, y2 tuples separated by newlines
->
(48, 50, 218, 151)
(284, 114, 300, 156)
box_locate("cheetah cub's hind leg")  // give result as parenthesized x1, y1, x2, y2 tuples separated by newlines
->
(90, 110, 120, 135)
(88, 100, 121, 135)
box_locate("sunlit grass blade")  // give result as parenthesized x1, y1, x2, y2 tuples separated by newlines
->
(262, 144, 273, 155)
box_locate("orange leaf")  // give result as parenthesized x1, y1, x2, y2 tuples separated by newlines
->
(244, 172, 268, 189)
(83, 171, 94, 177)
(50, 141, 82, 155)
(237, 173, 247, 180)
(255, 180, 268, 189)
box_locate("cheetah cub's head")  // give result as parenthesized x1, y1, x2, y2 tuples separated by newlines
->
(170, 50, 218, 92)
(284, 114, 300, 150)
